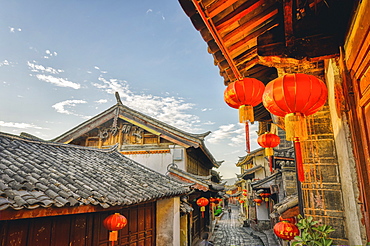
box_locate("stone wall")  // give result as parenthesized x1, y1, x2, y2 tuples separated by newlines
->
(156, 197, 181, 245)
(271, 63, 351, 244)
(301, 106, 348, 245)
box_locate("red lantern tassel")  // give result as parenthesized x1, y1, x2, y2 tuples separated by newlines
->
(245, 123, 250, 153)
(294, 138, 305, 182)
(268, 156, 273, 173)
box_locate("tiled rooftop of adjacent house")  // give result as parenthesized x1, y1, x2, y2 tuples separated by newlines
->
(0, 132, 189, 211)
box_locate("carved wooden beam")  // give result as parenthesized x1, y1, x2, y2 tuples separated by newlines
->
(283, 0, 294, 47)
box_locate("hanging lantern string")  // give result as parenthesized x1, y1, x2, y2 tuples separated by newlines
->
(293, 137, 305, 182)
(245, 123, 250, 153)
(268, 156, 273, 173)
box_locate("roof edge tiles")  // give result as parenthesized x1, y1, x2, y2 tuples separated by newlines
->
(0, 132, 189, 213)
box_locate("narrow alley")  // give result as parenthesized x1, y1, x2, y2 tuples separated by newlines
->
(210, 205, 267, 246)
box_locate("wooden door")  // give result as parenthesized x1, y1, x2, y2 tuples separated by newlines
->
(343, 1, 370, 239)
(0, 202, 156, 246)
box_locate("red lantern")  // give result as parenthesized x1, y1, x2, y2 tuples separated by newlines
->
(279, 216, 297, 224)
(260, 193, 271, 201)
(103, 213, 128, 244)
(242, 192, 247, 196)
(210, 197, 216, 203)
(273, 221, 300, 240)
(263, 73, 327, 182)
(253, 198, 263, 206)
(239, 200, 245, 203)
(196, 197, 209, 218)
(257, 132, 280, 172)
(224, 78, 265, 153)
(242, 189, 247, 192)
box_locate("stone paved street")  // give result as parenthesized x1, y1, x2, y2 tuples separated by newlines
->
(211, 205, 264, 246)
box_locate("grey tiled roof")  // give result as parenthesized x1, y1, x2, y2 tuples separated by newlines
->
(0, 132, 189, 211)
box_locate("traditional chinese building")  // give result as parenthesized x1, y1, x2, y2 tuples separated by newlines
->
(0, 132, 189, 245)
(52, 92, 220, 177)
(178, 0, 369, 243)
(50, 92, 223, 245)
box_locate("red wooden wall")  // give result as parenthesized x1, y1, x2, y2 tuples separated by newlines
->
(0, 202, 155, 246)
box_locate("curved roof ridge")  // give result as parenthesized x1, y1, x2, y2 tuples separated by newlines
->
(117, 101, 211, 143)
(0, 132, 119, 153)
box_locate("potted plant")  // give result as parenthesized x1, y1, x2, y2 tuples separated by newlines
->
(292, 215, 335, 246)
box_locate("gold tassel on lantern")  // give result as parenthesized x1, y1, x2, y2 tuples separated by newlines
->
(265, 147, 274, 156)
(239, 105, 254, 123)
(284, 113, 308, 141)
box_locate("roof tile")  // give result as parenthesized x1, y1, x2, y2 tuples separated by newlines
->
(0, 132, 189, 211)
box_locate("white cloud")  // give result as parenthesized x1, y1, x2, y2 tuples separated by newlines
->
(35, 74, 80, 89)
(203, 121, 215, 125)
(0, 60, 9, 67)
(9, 27, 21, 33)
(28, 61, 63, 74)
(43, 49, 58, 59)
(207, 124, 237, 144)
(206, 123, 259, 147)
(52, 100, 88, 118)
(0, 121, 44, 130)
(92, 76, 202, 132)
(146, 9, 153, 14)
(95, 99, 108, 104)
(27, 61, 80, 89)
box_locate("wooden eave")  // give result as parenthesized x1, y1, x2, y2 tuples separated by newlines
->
(179, 0, 355, 121)
(51, 101, 220, 167)
(235, 147, 264, 167)
(53, 104, 202, 148)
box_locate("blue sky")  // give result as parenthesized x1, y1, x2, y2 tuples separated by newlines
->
(0, 0, 260, 179)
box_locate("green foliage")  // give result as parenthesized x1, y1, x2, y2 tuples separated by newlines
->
(214, 208, 222, 216)
(292, 215, 335, 246)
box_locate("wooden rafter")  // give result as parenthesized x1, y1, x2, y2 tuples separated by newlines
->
(205, 0, 239, 18)
(216, 0, 263, 32)
(223, 8, 278, 46)
(228, 21, 278, 56)
(192, 0, 242, 80)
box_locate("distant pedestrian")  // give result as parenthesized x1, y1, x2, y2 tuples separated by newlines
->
(227, 206, 232, 219)
(198, 232, 214, 246)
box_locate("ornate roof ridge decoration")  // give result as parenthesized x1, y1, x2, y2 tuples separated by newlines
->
(51, 92, 220, 168)
(0, 132, 189, 214)
(236, 147, 264, 166)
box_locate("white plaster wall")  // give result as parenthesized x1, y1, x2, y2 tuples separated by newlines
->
(156, 197, 181, 246)
(124, 146, 186, 175)
(326, 59, 364, 245)
(256, 204, 269, 220)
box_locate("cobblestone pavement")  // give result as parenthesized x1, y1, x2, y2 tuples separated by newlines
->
(211, 205, 264, 246)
